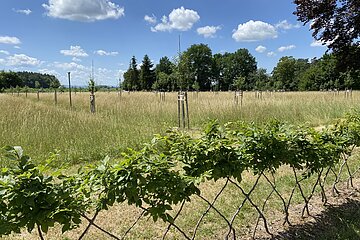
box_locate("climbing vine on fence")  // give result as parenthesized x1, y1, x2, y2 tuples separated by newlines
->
(1, 110, 360, 239)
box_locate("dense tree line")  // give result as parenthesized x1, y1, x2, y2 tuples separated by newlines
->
(0, 71, 60, 91)
(123, 44, 260, 91)
(122, 43, 359, 92)
(122, 0, 359, 92)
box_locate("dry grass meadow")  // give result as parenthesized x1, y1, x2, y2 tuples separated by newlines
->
(1, 90, 360, 239)
(1, 90, 358, 166)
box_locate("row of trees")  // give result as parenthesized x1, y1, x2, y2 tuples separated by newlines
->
(122, 45, 259, 92)
(272, 53, 360, 91)
(123, 0, 360, 92)
(122, 43, 360, 92)
(0, 71, 61, 91)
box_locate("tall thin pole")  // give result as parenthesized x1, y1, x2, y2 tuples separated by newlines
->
(68, 72, 72, 107)
(185, 92, 190, 129)
(178, 35, 181, 91)
(91, 60, 94, 80)
(178, 92, 181, 128)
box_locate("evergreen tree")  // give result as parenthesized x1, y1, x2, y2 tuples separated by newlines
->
(123, 56, 139, 91)
(156, 56, 174, 75)
(139, 55, 155, 91)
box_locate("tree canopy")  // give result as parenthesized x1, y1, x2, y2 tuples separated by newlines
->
(294, 0, 359, 50)
(121, 41, 359, 92)
(0, 71, 60, 91)
(294, 0, 360, 71)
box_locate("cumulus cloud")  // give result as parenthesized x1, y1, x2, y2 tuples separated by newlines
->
(197, 26, 221, 38)
(5, 54, 42, 67)
(278, 45, 296, 52)
(95, 50, 119, 56)
(255, 45, 267, 53)
(0, 36, 21, 45)
(310, 40, 328, 47)
(60, 46, 88, 57)
(144, 14, 157, 24)
(275, 20, 301, 30)
(72, 57, 82, 62)
(267, 51, 276, 57)
(53, 61, 87, 70)
(0, 50, 10, 55)
(38, 68, 60, 77)
(42, 0, 125, 22)
(151, 7, 200, 32)
(13, 9, 32, 15)
(232, 20, 277, 42)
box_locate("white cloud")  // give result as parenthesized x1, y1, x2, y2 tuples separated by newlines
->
(275, 20, 300, 30)
(6, 54, 42, 67)
(14, 9, 32, 15)
(197, 26, 221, 38)
(232, 20, 277, 42)
(310, 40, 328, 47)
(38, 68, 60, 77)
(255, 45, 267, 53)
(14, 46, 21, 49)
(151, 7, 200, 32)
(0, 50, 10, 55)
(144, 14, 157, 24)
(42, 0, 125, 22)
(278, 45, 296, 52)
(94, 50, 119, 56)
(53, 61, 86, 70)
(72, 57, 82, 62)
(267, 51, 276, 57)
(60, 46, 88, 57)
(0, 36, 21, 45)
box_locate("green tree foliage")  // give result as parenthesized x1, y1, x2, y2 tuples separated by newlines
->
(294, 0, 359, 51)
(17, 71, 60, 89)
(153, 56, 175, 91)
(139, 55, 156, 91)
(214, 49, 257, 90)
(1, 110, 360, 238)
(272, 57, 310, 90)
(124, 43, 358, 92)
(179, 44, 213, 91)
(249, 68, 270, 90)
(211, 53, 224, 91)
(0, 71, 59, 91)
(123, 56, 140, 91)
(152, 72, 172, 91)
(299, 54, 339, 90)
(0, 71, 22, 89)
(156, 56, 174, 75)
(294, 0, 360, 71)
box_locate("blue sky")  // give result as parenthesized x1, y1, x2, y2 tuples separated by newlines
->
(0, 0, 327, 86)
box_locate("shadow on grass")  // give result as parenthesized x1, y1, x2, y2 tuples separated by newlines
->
(269, 198, 360, 240)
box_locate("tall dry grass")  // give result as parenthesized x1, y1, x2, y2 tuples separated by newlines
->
(0, 90, 359, 165)
(1, 90, 360, 239)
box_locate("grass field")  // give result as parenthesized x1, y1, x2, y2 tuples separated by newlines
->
(1, 91, 360, 239)
(0, 90, 359, 166)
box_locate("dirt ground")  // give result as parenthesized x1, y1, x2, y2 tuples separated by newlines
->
(253, 179, 360, 240)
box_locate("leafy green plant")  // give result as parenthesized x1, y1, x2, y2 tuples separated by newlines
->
(1, 110, 360, 239)
(0, 146, 87, 239)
